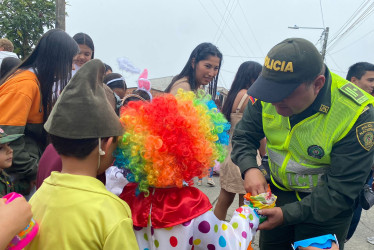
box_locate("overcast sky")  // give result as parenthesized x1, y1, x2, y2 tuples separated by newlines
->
(65, 0, 374, 89)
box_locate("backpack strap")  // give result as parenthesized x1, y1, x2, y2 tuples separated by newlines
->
(235, 93, 248, 113)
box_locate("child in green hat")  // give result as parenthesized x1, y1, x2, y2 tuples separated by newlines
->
(0, 128, 26, 196)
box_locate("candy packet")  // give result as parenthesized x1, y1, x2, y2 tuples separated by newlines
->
(243, 184, 277, 223)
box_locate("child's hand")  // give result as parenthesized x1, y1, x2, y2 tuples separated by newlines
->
(298, 242, 339, 250)
(257, 207, 283, 230)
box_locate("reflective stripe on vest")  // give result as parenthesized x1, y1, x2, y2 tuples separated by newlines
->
(262, 72, 374, 193)
(267, 148, 328, 192)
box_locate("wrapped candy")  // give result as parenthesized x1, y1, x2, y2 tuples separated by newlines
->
(243, 184, 277, 223)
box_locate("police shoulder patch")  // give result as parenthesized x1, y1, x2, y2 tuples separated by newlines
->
(356, 122, 374, 151)
(340, 82, 368, 105)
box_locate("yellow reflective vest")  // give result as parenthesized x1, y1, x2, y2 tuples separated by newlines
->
(262, 73, 374, 192)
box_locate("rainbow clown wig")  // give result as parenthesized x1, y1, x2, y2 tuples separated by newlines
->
(114, 89, 230, 195)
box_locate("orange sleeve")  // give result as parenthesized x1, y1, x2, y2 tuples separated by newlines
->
(0, 71, 42, 126)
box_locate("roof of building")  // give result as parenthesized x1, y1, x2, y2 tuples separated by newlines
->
(148, 76, 174, 91)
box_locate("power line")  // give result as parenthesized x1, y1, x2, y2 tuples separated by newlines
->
(237, 0, 264, 56)
(227, 1, 258, 56)
(327, 0, 369, 45)
(319, 0, 325, 28)
(223, 54, 264, 59)
(329, 28, 374, 55)
(212, 0, 256, 57)
(213, 0, 233, 42)
(215, 0, 236, 43)
(327, 2, 374, 51)
(327, 0, 373, 50)
(314, 0, 327, 48)
(197, 0, 244, 59)
(327, 54, 344, 73)
(213, 0, 252, 57)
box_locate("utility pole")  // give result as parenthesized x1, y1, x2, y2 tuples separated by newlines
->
(321, 27, 329, 61)
(55, 0, 65, 31)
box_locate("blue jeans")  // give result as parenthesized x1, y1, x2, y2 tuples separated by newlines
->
(199, 167, 213, 180)
(346, 170, 373, 240)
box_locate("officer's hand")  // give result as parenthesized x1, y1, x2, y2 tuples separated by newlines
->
(257, 207, 283, 230)
(244, 168, 267, 195)
(298, 243, 339, 250)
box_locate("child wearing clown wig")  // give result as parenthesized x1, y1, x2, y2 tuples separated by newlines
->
(115, 89, 262, 250)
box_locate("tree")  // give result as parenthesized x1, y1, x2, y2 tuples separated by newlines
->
(0, 0, 56, 58)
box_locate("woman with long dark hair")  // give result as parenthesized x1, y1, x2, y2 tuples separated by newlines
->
(165, 42, 222, 186)
(165, 42, 222, 100)
(0, 29, 78, 194)
(214, 61, 265, 220)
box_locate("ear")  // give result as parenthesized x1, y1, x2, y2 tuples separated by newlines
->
(350, 76, 359, 85)
(313, 75, 325, 95)
(191, 58, 195, 69)
(101, 137, 114, 156)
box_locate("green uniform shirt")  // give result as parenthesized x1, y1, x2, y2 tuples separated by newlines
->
(0, 169, 30, 197)
(231, 67, 374, 225)
(0, 170, 14, 196)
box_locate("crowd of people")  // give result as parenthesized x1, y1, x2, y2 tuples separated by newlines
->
(0, 29, 373, 250)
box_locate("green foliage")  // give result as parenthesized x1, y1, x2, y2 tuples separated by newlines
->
(0, 0, 56, 58)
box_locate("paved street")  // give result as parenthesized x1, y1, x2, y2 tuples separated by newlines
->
(195, 175, 374, 250)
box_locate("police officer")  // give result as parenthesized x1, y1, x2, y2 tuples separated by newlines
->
(231, 38, 374, 250)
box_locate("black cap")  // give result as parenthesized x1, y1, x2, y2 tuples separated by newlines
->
(248, 38, 323, 103)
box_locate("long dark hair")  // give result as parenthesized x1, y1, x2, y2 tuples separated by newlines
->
(0, 29, 79, 122)
(222, 61, 262, 122)
(165, 42, 222, 99)
(73, 32, 95, 59)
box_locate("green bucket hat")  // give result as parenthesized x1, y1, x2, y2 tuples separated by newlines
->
(44, 59, 123, 139)
(0, 128, 23, 144)
(248, 38, 323, 103)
